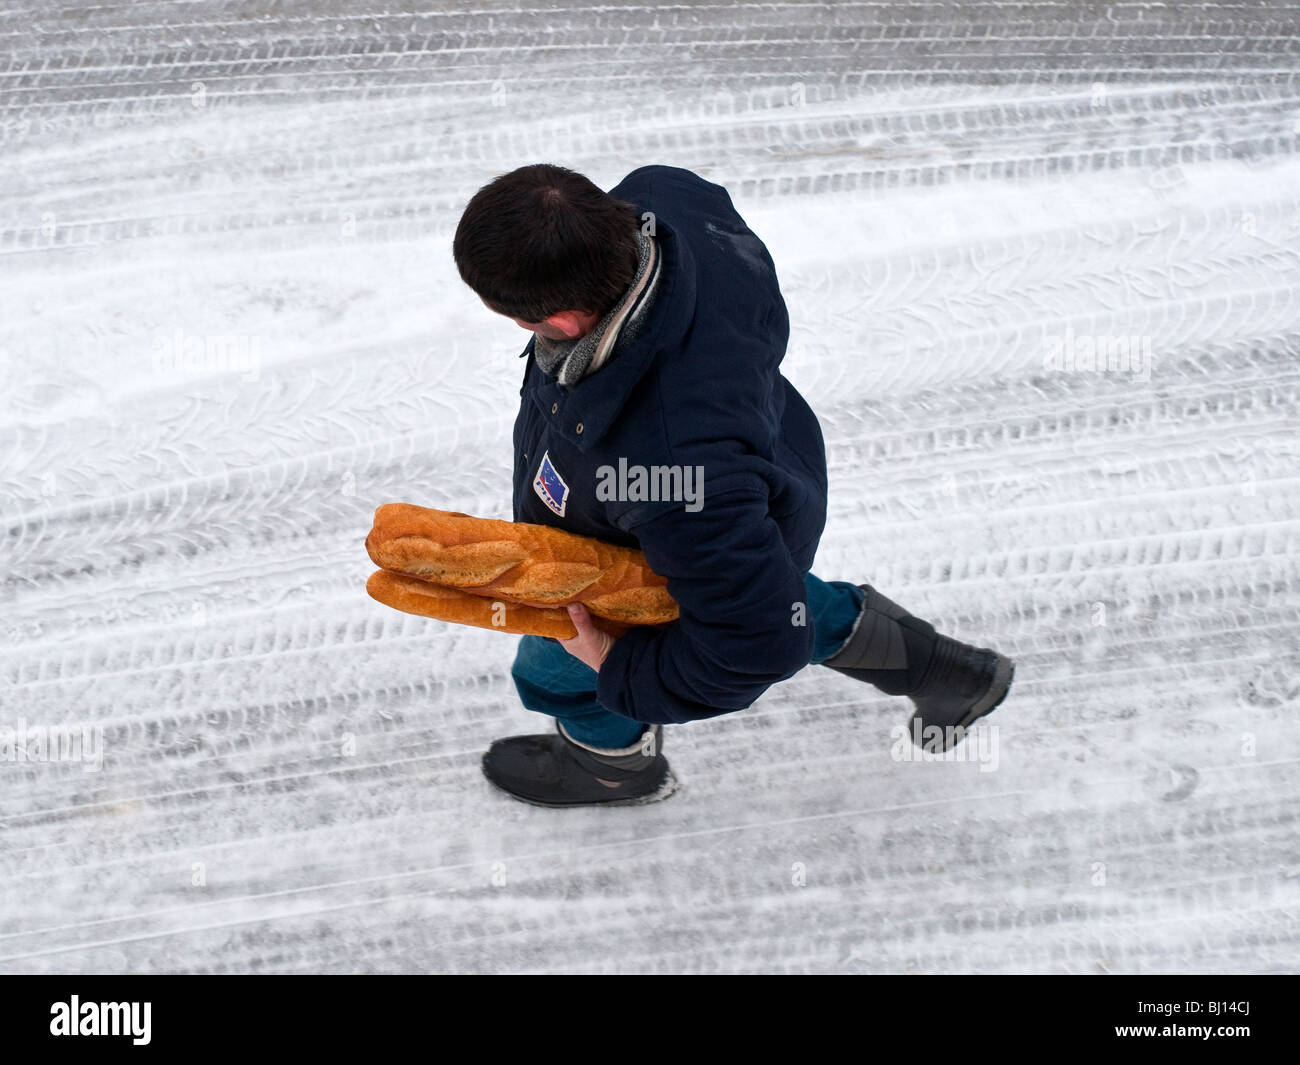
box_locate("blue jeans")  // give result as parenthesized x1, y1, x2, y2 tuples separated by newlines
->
(509, 573, 865, 748)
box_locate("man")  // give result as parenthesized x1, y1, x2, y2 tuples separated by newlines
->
(452, 163, 1014, 807)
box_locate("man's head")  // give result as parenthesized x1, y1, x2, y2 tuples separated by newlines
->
(453, 163, 641, 339)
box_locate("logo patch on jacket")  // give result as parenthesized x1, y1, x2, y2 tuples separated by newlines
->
(533, 450, 569, 517)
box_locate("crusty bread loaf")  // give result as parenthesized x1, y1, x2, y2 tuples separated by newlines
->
(365, 503, 678, 628)
(366, 570, 613, 638)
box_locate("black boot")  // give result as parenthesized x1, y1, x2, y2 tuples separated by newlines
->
(822, 584, 1014, 752)
(481, 721, 677, 807)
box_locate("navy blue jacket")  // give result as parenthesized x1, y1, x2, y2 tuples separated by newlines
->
(511, 165, 829, 725)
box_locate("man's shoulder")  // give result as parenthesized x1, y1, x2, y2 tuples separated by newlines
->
(612, 165, 732, 206)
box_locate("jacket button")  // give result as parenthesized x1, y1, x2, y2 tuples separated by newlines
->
(575, 422, 584, 434)
(551, 402, 558, 414)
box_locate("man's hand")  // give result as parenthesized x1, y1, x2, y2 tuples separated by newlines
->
(559, 602, 617, 672)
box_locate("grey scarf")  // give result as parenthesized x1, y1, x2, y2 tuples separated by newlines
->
(533, 228, 661, 388)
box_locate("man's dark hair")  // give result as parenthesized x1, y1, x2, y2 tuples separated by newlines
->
(453, 163, 641, 323)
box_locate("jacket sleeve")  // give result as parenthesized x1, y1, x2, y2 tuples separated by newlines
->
(594, 475, 814, 725)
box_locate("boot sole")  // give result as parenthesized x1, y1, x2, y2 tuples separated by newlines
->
(486, 766, 681, 809)
(959, 654, 1015, 729)
(910, 654, 1015, 752)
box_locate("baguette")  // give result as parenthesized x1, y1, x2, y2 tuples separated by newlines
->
(365, 503, 677, 627)
(365, 570, 624, 639)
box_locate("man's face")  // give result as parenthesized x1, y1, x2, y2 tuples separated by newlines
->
(509, 315, 568, 340)
(479, 296, 594, 341)
(479, 296, 553, 337)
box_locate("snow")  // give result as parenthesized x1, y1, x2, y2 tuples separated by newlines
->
(1, 1, 1298, 974)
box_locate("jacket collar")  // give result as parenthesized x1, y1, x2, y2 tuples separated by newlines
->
(522, 214, 696, 453)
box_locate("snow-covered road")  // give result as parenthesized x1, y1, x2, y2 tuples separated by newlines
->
(2, 1, 1298, 973)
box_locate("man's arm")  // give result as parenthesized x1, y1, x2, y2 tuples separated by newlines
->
(594, 475, 813, 725)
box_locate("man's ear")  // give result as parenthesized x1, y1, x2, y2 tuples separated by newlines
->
(546, 311, 591, 339)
